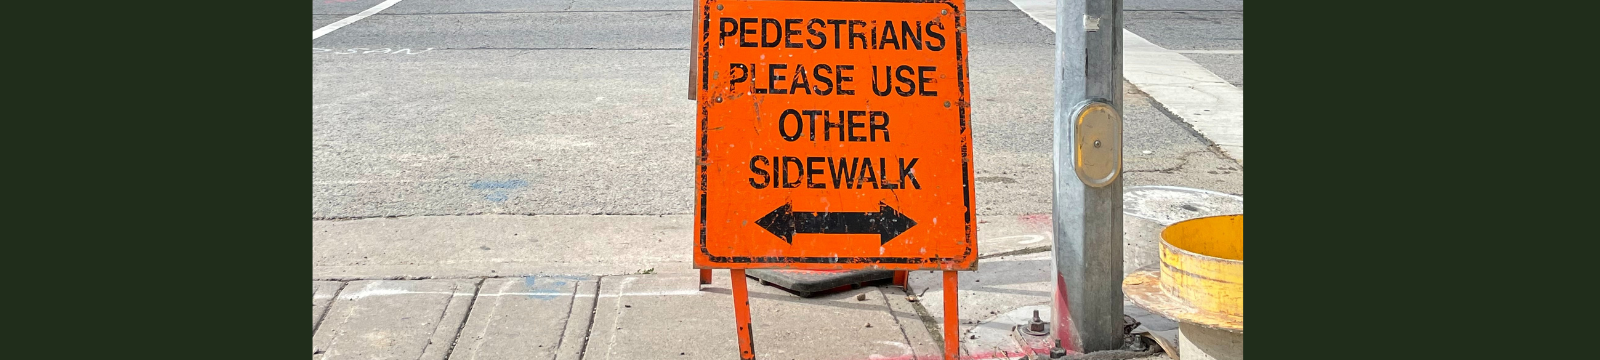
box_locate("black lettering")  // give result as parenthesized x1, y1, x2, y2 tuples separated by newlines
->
(848, 20, 867, 49)
(778, 109, 802, 141)
(925, 22, 946, 51)
(896, 64, 921, 95)
(767, 63, 787, 95)
(740, 18, 758, 47)
(752, 63, 765, 94)
(719, 18, 739, 46)
(882, 158, 900, 189)
(869, 111, 890, 142)
(806, 19, 826, 49)
(859, 158, 878, 189)
(895, 65, 915, 96)
(784, 19, 804, 48)
(870, 21, 879, 49)
(918, 66, 938, 96)
(813, 64, 833, 95)
(761, 18, 782, 47)
(836, 65, 854, 95)
(903, 21, 922, 50)
(881, 21, 900, 50)
(728, 63, 748, 90)
(748, 155, 770, 189)
(823, 111, 842, 141)
(789, 65, 810, 95)
(827, 20, 847, 49)
(871, 66, 893, 96)
(847, 110, 867, 141)
(806, 157, 826, 189)
(829, 157, 859, 189)
(782, 156, 803, 188)
(899, 158, 921, 189)
(802, 110, 824, 141)
(878, 158, 890, 189)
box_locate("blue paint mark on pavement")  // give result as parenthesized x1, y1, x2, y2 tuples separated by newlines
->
(470, 179, 527, 202)
(523, 276, 568, 300)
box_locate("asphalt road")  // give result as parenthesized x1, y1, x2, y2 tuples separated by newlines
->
(1126, 0, 1243, 88)
(313, 0, 1244, 219)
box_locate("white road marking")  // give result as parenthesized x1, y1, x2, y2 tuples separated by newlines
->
(316, 288, 703, 299)
(312, 178, 461, 185)
(313, 0, 406, 40)
(1005, 0, 1245, 163)
(1174, 49, 1244, 55)
(987, 234, 1047, 245)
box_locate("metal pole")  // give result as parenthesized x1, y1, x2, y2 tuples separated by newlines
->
(1052, 0, 1124, 353)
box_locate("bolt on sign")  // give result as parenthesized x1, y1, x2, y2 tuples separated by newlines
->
(694, 0, 974, 271)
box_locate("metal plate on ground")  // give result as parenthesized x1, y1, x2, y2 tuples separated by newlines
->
(746, 269, 895, 297)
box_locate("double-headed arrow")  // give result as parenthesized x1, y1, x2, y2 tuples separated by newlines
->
(754, 201, 918, 245)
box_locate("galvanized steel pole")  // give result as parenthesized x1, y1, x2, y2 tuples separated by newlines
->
(1052, 0, 1125, 353)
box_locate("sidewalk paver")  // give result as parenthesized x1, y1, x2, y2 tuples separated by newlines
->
(312, 279, 479, 360)
(584, 273, 918, 360)
(448, 276, 592, 360)
(314, 281, 344, 332)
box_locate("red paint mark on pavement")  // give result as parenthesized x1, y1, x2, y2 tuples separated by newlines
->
(1019, 214, 1051, 231)
(837, 348, 1052, 360)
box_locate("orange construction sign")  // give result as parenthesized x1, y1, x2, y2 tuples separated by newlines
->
(694, 0, 975, 271)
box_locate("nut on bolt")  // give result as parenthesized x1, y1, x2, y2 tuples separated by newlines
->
(1023, 310, 1050, 336)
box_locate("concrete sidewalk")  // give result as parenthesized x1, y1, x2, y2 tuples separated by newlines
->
(311, 188, 1239, 360)
(310, 270, 1169, 360)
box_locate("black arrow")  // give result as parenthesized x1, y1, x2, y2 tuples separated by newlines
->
(754, 201, 918, 245)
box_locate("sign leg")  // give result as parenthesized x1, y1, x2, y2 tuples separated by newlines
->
(944, 270, 960, 360)
(700, 269, 713, 285)
(893, 270, 909, 288)
(732, 269, 756, 359)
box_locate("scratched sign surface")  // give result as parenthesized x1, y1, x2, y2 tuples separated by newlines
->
(695, 0, 974, 270)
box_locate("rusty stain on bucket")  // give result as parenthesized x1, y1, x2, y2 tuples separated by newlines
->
(1125, 214, 1243, 332)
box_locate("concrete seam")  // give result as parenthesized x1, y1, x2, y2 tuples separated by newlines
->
(572, 277, 603, 360)
(1121, 150, 1208, 175)
(319, 281, 371, 359)
(906, 277, 947, 356)
(879, 286, 920, 360)
(313, 281, 348, 336)
(550, 278, 580, 357)
(981, 246, 1051, 259)
(470, 280, 516, 360)
(1126, 77, 1241, 168)
(439, 278, 486, 360)
(416, 281, 460, 358)
(572, 276, 601, 358)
